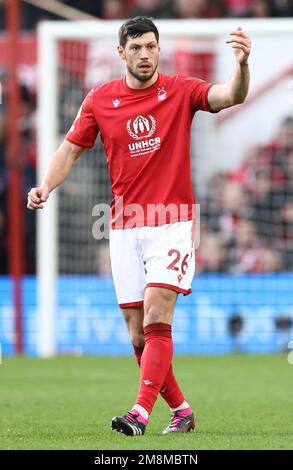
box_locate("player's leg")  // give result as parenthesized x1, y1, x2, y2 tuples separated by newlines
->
(133, 286, 176, 417)
(122, 306, 145, 365)
(122, 304, 191, 408)
(130, 286, 194, 434)
(117, 294, 193, 436)
(112, 287, 176, 436)
(143, 289, 194, 433)
(122, 305, 192, 409)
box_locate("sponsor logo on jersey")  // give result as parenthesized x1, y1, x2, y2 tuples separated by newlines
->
(127, 114, 161, 157)
(128, 137, 161, 153)
(127, 115, 156, 140)
(157, 86, 167, 102)
(112, 98, 121, 108)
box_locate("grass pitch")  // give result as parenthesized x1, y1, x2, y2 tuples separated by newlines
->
(0, 354, 292, 450)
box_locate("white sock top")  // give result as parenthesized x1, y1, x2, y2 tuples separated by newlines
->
(133, 404, 149, 420)
(171, 400, 190, 413)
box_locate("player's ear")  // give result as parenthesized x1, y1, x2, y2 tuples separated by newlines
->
(117, 45, 125, 61)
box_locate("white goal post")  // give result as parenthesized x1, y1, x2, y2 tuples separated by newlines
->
(37, 18, 293, 357)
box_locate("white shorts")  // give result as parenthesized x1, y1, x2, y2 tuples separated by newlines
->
(109, 220, 195, 308)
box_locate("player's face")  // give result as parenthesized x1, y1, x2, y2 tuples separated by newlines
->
(119, 32, 160, 82)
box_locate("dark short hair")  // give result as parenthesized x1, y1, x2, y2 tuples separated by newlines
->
(119, 16, 159, 48)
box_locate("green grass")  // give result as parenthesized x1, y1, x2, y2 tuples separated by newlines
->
(0, 354, 292, 450)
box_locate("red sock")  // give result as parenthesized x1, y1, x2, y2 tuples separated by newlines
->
(160, 365, 185, 409)
(132, 345, 185, 409)
(135, 323, 173, 414)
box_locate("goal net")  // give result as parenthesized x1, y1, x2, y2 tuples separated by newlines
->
(37, 19, 293, 356)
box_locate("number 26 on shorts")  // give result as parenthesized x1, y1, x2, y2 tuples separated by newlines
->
(166, 249, 190, 275)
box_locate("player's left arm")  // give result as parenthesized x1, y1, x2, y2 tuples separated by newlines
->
(207, 27, 251, 113)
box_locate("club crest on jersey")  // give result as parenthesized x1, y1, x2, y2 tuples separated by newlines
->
(157, 86, 167, 102)
(126, 115, 156, 140)
(112, 98, 121, 108)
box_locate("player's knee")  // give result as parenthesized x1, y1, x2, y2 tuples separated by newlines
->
(144, 305, 165, 325)
(130, 332, 145, 348)
(144, 289, 176, 325)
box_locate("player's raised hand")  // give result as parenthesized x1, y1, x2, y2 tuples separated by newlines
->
(27, 184, 50, 210)
(226, 26, 251, 65)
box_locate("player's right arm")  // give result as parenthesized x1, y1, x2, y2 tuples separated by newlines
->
(28, 88, 99, 210)
(27, 139, 85, 210)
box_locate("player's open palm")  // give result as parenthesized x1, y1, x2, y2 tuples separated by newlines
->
(27, 185, 50, 210)
(226, 26, 251, 65)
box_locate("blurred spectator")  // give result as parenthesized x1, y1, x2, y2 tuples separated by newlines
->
(248, 168, 276, 240)
(0, 203, 8, 273)
(227, 145, 260, 193)
(0, 0, 4, 30)
(172, 0, 208, 17)
(224, 0, 252, 16)
(274, 0, 293, 16)
(130, 0, 174, 18)
(247, 0, 277, 17)
(197, 233, 227, 272)
(201, 172, 226, 232)
(276, 116, 293, 150)
(202, 178, 249, 242)
(172, 0, 227, 18)
(58, 70, 84, 134)
(229, 219, 263, 273)
(65, 0, 102, 17)
(258, 246, 283, 272)
(219, 181, 249, 243)
(102, 0, 128, 19)
(278, 197, 293, 269)
(0, 69, 7, 158)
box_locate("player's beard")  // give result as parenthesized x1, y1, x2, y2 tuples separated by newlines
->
(126, 60, 158, 83)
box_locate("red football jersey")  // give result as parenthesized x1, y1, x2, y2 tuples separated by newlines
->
(66, 72, 214, 228)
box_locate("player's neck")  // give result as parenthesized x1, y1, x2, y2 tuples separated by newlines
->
(125, 71, 159, 90)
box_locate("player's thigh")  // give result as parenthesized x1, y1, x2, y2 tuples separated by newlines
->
(109, 228, 146, 306)
(143, 220, 195, 296)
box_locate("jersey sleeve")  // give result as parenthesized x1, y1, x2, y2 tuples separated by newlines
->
(181, 76, 215, 112)
(66, 88, 99, 148)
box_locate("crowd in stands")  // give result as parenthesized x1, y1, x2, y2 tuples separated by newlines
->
(0, 0, 292, 30)
(198, 116, 293, 273)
